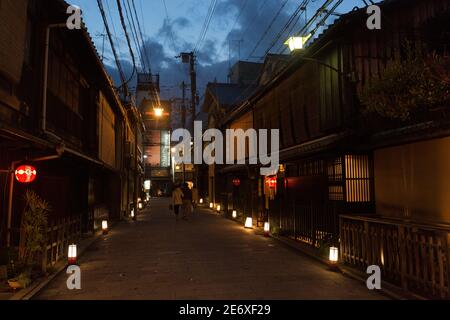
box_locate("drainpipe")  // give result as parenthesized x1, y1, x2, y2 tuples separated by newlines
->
(42, 24, 66, 135)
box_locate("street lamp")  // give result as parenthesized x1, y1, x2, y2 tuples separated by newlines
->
(284, 34, 312, 52)
(154, 107, 164, 117)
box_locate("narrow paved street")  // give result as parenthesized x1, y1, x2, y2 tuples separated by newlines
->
(34, 198, 386, 300)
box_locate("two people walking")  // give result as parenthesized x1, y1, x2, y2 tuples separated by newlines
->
(172, 183, 194, 220)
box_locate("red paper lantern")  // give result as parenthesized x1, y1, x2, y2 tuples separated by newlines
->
(266, 177, 277, 189)
(232, 178, 241, 187)
(15, 165, 37, 183)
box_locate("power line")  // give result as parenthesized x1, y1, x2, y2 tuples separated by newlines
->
(96, 0, 127, 91)
(131, 0, 152, 73)
(278, 0, 336, 54)
(116, 0, 137, 87)
(123, 0, 146, 72)
(263, 0, 309, 58)
(247, 0, 290, 60)
(194, 0, 218, 53)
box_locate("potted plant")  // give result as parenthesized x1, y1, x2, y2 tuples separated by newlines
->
(8, 190, 50, 290)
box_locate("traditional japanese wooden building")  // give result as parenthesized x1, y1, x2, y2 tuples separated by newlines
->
(0, 0, 144, 269)
(210, 0, 450, 298)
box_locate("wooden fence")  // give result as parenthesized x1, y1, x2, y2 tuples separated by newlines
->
(340, 215, 450, 299)
(42, 215, 81, 270)
(275, 203, 339, 248)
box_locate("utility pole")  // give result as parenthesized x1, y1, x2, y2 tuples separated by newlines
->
(179, 52, 198, 185)
(181, 81, 187, 183)
(178, 52, 197, 134)
(188, 52, 197, 136)
(181, 81, 186, 129)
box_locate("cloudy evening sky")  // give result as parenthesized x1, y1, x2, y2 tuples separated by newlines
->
(69, 0, 381, 99)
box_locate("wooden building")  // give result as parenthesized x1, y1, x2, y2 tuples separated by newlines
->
(0, 0, 143, 269)
(209, 0, 450, 298)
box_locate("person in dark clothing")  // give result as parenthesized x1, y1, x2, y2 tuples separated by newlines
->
(181, 183, 193, 219)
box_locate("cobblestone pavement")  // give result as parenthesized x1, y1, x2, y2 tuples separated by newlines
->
(34, 198, 387, 300)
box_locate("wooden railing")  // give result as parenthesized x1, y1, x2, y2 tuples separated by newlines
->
(275, 203, 339, 248)
(340, 215, 450, 299)
(42, 215, 81, 270)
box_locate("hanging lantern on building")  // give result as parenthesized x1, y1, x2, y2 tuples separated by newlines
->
(232, 178, 241, 187)
(199, 198, 204, 204)
(216, 205, 221, 212)
(138, 202, 143, 210)
(265, 177, 277, 189)
(210, 203, 214, 209)
(68, 244, 77, 265)
(131, 209, 135, 218)
(15, 165, 37, 184)
(232, 210, 237, 219)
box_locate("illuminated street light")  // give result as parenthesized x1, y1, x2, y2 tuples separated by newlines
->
(284, 34, 312, 52)
(154, 107, 164, 117)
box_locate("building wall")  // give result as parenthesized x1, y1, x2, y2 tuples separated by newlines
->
(0, 0, 27, 89)
(98, 91, 116, 168)
(374, 137, 450, 223)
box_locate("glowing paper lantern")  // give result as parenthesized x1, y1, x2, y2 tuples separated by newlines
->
(210, 203, 214, 209)
(266, 177, 277, 189)
(199, 198, 204, 204)
(329, 247, 339, 264)
(68, 244, 77, 265)
(15, 165, 37, 183)
(245, 217, 253, 229)
(102, 220, 108, 235)
(264, 222, 270, 237)
(232, 178, 241, 187)
(232, 210, 237, 219)
(216, 205, 221, 212)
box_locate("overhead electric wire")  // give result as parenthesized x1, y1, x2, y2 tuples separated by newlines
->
(279, 0, 335, 54)
(116, 0, 137, 88)
(131, 0, 152, 73)
(194, 0, 218, 53)
(247, 0, 290, 60)
(240, 0, 270, 38)
(263, 0, 310, 57)
(123, 0, 147, 72)
(96, 0, 128, 91)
